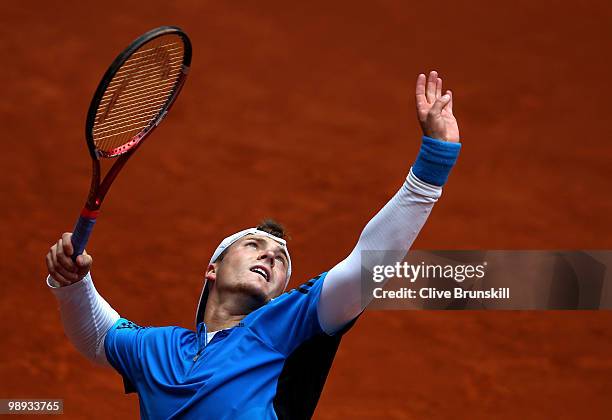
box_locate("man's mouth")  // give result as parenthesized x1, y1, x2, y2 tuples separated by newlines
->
(250, 266, 270, 282)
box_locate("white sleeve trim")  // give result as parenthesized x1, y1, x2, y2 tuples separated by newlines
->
(47, 272, 120, 367)
(318, 169, 442, 334)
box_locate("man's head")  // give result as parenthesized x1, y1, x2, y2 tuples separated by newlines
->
(196, 220, 291, 323)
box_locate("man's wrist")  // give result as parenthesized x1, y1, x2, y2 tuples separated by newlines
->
(411, 136, 461, 187)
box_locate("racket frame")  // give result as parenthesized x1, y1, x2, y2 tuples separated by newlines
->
(71, 26, 191, 259)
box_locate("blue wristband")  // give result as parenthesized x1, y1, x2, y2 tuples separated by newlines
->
(411, 136, 461, 186)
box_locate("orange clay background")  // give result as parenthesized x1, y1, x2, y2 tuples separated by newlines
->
(1, 1, 611, 418)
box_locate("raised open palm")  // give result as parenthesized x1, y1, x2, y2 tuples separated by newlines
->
(415, 70, 460, 143)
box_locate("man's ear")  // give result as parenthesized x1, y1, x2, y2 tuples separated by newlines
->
(205, 263, 217, 283)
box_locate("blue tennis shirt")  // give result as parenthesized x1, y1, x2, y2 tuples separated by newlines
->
(104, 272, 357, 419)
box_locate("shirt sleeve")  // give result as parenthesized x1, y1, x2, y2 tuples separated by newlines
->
(245, 272, 348, 356)
(104, 318, 193, 394)
(47, 272, 120, 366)
(318, 136, 461, 334)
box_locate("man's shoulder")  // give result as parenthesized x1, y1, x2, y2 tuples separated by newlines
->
(241, 272, 331, 354)
(272, 271, 328, 302)
(245, 271, 329, 322)
(109, 317, 196, 339)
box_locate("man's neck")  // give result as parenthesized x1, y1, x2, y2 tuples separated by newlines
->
(202, 287, 268, 332)
(203, 309, 245, 332)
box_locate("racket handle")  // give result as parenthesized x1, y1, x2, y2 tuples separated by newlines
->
(71, 210, 99, 261)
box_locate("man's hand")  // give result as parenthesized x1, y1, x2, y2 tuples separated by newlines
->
(45, 232, 92, 286)
(416, 70, 460, 143)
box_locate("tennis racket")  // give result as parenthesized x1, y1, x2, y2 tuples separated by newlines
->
(70, 26, 192, 261)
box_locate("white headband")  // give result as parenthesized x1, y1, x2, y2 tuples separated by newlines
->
(209, 227, 292, 284)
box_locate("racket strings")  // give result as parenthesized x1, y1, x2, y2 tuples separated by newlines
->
(94, 42, 182, 149)
(95, 76, 180, 115)
(118, 43, 183, 59)
(93, 104, 164, 136)
(97, 64, 182, 105)
(101, 55, 182, 97)
(92, 34, 185, 154)
(93, 86, 177, 132)
(109, 47, 183, 76)
(95, 71, 179, 147)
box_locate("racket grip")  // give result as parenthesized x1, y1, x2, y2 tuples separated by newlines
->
(71, 211, 98, 262)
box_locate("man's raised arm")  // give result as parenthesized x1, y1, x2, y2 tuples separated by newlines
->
(45, 232, 119, 366)
(318, 71, 461, 334)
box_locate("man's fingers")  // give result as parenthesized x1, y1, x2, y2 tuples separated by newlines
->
(61, 232, 74, 257)
(45, 233, 89, 286)
(45, 252, 69, 285)
(56, 237, 77, 273)
(76, 252, 91, 267)
(49, 247, 76, 284)
(415, 73, 427, 109)
(436, 77, 442, 99)
(425, 70, 437, 103)
(76, 252, 93, 276)
(446, 90, 454, 114)
(47, 261, 71, 285)
(55, 263, 79, 282)
(53, 242, 78, 281)
(430, 93, 452, 116)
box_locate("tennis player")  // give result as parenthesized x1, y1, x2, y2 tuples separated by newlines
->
(46, 71, 461, 419)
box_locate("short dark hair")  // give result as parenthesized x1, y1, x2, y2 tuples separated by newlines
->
(216, 219, 289, 262)
(256, 218, 288, 241)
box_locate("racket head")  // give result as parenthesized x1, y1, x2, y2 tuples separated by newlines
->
(85, 26, 191, 160)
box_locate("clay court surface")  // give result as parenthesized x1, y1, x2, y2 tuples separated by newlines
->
(2, 1, 612, 418)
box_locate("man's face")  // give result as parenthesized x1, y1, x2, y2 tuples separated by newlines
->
(207, 234, 289, 307)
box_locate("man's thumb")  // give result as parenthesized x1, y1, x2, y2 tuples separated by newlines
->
(76, 253, 92, 268)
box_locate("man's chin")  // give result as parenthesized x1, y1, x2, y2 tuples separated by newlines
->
(232, 282, 270, 307)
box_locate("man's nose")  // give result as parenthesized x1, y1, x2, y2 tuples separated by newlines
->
(259, 250, 275, 267)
